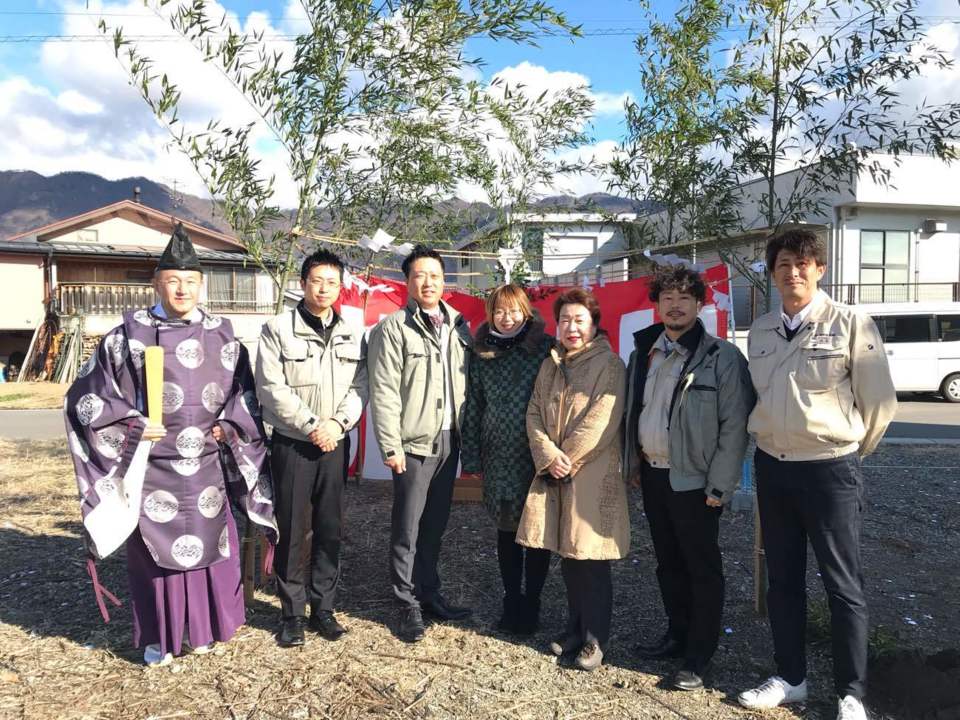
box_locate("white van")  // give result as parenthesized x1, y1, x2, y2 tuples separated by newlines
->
(858, 302, 960, 402)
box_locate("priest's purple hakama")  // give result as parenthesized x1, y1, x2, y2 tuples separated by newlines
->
(64, 306, 278, 657)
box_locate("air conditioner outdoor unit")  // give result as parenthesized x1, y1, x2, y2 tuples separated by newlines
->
(922, 219, 947, 234)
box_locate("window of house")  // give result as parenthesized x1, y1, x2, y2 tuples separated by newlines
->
(522, 227, 544, 273)
(938, 315, 960, 343)
(873, 315, 934, 343)
(78, 229, 98, 243)
(460, 257, 469, 269)
(860, 230, 909, 302)
(206, 267, 256, 310)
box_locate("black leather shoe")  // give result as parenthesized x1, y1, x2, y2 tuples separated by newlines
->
(420, 595, 472, 622)
(309, 610, 348, 641)
(397, 607, 426, 643)
(277, 616, 306, 647)
(633, 632, 685, 659)
(672, 669, 704, 691)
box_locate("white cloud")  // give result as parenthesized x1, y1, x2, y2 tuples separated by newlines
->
(550, 140, 622, 197)
(56, 90, 104, 116)
(490, 61, 590, 98)
(592, 91, 633, 116)
(488, 61, 630, 118)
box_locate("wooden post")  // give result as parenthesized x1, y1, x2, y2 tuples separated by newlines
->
(754, 499, 767, 615)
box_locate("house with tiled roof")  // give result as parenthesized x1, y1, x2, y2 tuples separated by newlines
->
(0, 197, 278, 380)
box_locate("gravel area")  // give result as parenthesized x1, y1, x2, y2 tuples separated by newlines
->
(0, 439, 957, 719)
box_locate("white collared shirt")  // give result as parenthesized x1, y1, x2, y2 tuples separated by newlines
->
(150, 303, 202, 323)
(780, 290, 827, 331)
(638, 331, 689, 468)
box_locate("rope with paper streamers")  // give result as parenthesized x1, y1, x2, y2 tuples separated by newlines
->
(289, 226, 734, 297)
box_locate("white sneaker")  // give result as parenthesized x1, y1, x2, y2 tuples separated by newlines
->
(837, 695, 867, 720)
(143, 644, 173, 667)
(187, 643, 212, 655)
(738, 676, 808, 709)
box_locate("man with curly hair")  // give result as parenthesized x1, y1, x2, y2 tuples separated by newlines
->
(624, 265, 754, 691)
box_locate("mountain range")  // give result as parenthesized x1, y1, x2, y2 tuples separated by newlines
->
(0, 170, 649, 242)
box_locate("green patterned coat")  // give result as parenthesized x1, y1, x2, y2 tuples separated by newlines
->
(461, 317, 553, 531)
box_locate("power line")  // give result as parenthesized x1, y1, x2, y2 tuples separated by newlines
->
(0, 14, 958, 43)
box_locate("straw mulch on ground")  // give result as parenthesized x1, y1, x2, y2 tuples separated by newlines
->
(0, 438, 957, 720)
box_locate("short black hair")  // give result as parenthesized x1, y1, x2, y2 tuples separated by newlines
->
(401, 244, 444, 278)
(648, 266, 707, 303)
(765, 229, 827, 272)
(300, 249, 344, 282)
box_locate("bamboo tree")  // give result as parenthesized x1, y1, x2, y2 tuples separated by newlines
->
(617, 0, 960, 307)
(611, 0, 745, 249)
(102, 0, 581, 310)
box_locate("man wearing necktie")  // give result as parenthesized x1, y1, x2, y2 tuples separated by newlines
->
(738, 230, 896, 720)
(368, 245, 474, 642)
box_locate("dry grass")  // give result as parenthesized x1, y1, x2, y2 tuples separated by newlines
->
(0, 382, 67, 409)
(0, 438, 956, 719)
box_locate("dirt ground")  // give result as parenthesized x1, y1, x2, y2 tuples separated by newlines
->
(0, 383, 67, 410)
(0, 438, 957, 720)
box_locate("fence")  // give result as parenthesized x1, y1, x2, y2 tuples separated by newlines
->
(56, 282, 275, 315)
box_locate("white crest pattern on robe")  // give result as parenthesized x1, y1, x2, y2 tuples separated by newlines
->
(75, 394, 104, 426)
(220, 341, 241, 371)
(201, 382, 225, 414)
(162, 382, 185, 414)
(144, 490, 179, 523)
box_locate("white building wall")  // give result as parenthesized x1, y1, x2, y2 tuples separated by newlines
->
(528, 223, 627, 278)
(57, 217, 169, 247)
(0, 254, 45, 330)
(839, 208, 960, 287)
(49, 216, 242, 252)
(855, 154, 960, 207)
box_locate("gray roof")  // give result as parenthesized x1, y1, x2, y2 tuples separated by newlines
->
(0, 238, 257, 265)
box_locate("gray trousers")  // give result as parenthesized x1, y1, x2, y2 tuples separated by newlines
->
(389, 431, 459, 607)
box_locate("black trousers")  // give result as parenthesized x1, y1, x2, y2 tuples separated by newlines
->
(271, 431, 349, 618)
(561, 558, 613, 650)
(390, 431, 459, 607)
(497, 530, 551, 600)
(640, 462, 725, 672)
(755, 449, 867, 699)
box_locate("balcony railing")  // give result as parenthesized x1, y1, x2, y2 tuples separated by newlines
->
(204, 298, 277, 314)
(56, 282, 275, 316)
(58, 282, 156, 316)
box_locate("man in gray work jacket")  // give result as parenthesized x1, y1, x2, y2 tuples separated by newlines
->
(624, 266, 755, 691)
(367, 244, 473, 643)
(256, 250, 367, 648)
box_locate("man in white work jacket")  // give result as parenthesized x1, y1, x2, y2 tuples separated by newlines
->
(738, 229, 897, 720)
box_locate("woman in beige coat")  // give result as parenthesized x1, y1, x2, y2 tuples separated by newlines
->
(516, 287, 629, 671)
